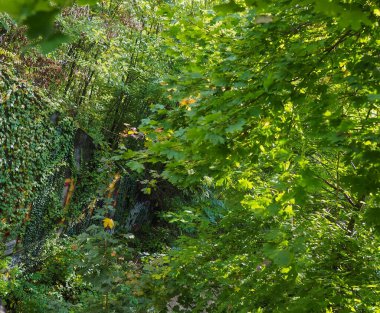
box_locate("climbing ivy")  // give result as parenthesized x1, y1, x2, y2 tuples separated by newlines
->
(0, 67, 74, 239)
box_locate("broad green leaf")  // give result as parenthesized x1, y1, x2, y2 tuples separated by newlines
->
(39, 32, 70, 54)
(365, 207, 380, 233)
(24, 9, 59, 38)
(214, 1, 245, 14)
(225, 119, 246, 134)
(126, 160, 145, 173)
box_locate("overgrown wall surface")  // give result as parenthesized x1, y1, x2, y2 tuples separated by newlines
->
(0, 67, 74, 240)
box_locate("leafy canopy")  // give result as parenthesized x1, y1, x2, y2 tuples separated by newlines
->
(121, 0, 380, 311)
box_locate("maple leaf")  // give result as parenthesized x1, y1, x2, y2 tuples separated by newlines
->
(179, 97, 196, 106)
(103, 217, 115, 229)
(179, 98, 190, 106)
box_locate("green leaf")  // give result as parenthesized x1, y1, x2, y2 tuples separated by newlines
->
(263, 244, 293, 266)
(126, 160, 145, 173)
(263, 73, 274, 90)
(314, 0, 341, 16)
(368, 94, 380, 101)
(0, 1, 23, 16)
(214, 1, 245, 14)
(365, 207, 380, 233)
(24, 9, 59, 38)
(39, 32, 71, 54)
(339, 10, 371, 30)
(238, 178, 253, 190)
(205, 133, 225, 145)
(225, 119, 246, 134)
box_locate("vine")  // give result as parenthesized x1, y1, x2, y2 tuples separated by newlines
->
(0, 66, 74, 241)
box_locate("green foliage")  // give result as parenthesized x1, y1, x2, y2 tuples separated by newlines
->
(122, 0, 380, 311)
(73, 223, 139, 312)
(56, 1, 170, 146)
(0, 0, 97, 52)
(1, 0, 380, 312)
(0, 67, 74, 238)
(4, 218, 141, 312)
(3, 236, 83, 312)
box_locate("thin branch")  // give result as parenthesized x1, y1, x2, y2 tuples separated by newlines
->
(317, 176, 358, 209)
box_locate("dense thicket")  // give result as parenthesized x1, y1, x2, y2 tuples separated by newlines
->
(0, 0, 379, 312)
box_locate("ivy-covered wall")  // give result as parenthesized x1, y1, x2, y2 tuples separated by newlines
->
(0, 66, 74, 241)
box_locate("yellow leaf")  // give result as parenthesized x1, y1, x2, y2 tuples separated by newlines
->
(179, 98, 190, 106)
(179, 97, 196, 106)
(283, 205, 294, 216)
(151, 273, 162, 280)
(284, 102, 293, 112)
(281, 267, 291, 273)
(103, 218, 115, 229)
